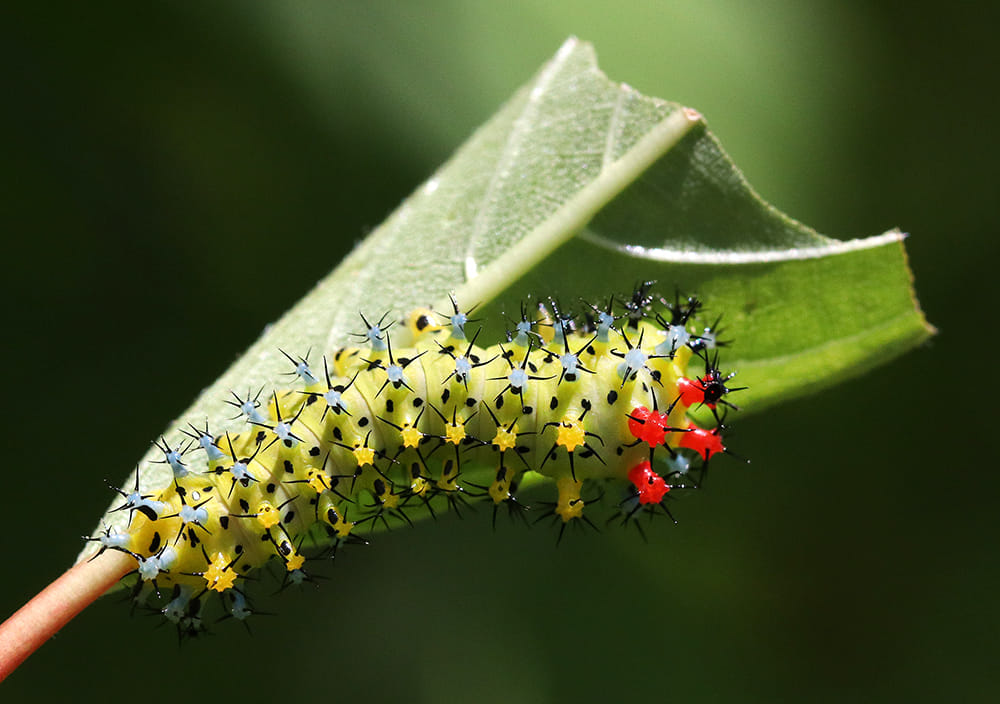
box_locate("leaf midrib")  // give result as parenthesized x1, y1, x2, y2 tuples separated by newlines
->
(447, 106, 700, 312)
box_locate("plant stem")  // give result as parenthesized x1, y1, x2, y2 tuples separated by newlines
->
(0, 550, 132, 682)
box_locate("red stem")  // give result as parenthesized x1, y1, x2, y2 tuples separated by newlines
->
(0, 550, 132, 682)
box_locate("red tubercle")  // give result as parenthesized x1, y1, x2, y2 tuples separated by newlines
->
(627, 460, 670, 504)
(678, 424, 725, 460)
(677, 376, 712, 408)
(627, 406, 672, 447)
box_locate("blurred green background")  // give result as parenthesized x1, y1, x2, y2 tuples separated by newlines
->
(2, 2, 996, 702)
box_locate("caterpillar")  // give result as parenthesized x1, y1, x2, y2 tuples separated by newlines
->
(89, 287, 743, 636)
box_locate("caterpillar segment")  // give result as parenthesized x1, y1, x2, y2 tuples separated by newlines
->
(93, 289, 744, 633)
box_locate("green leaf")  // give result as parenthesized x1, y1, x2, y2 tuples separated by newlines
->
(81, 37, 931, 560)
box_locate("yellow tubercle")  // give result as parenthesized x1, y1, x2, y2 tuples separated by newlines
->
(374, 483, 400, 509)
(255, 502, 281, 529)
(555, 476, 584, 522)
(306, 467, 329, 494)
(444, 423, 466, 445)
(319, 492, 355, 538)
(489, 467, 514, 504)
(488, 482, 509, 504)
(400, 424, 423, 448)
(203, 552, 238, 593)
(353, 445, 376, 467)
(403, 307, 441, 341)
(555, 418, 586, 453)
(333, 517, 354, 539)
(492, 425, 518, 452)
(409, 474, 430, 497)
(285, 552, 305, 572)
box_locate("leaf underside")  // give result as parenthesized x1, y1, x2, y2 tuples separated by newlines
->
(82, 37, 931, 561)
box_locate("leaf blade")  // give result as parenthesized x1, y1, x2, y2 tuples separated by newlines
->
(82, 37, 931, 560)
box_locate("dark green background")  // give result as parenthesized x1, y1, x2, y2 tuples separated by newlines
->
(2, 2, 995, 702)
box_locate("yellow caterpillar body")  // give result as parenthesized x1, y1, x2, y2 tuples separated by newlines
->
(92, 293, 739, 633)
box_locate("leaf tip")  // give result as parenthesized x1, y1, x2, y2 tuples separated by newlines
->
(682, 106, 705, 125)
(892, 228, 937, 340)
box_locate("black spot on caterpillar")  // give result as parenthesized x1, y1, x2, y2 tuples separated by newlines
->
(89, 288, 742, 636)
